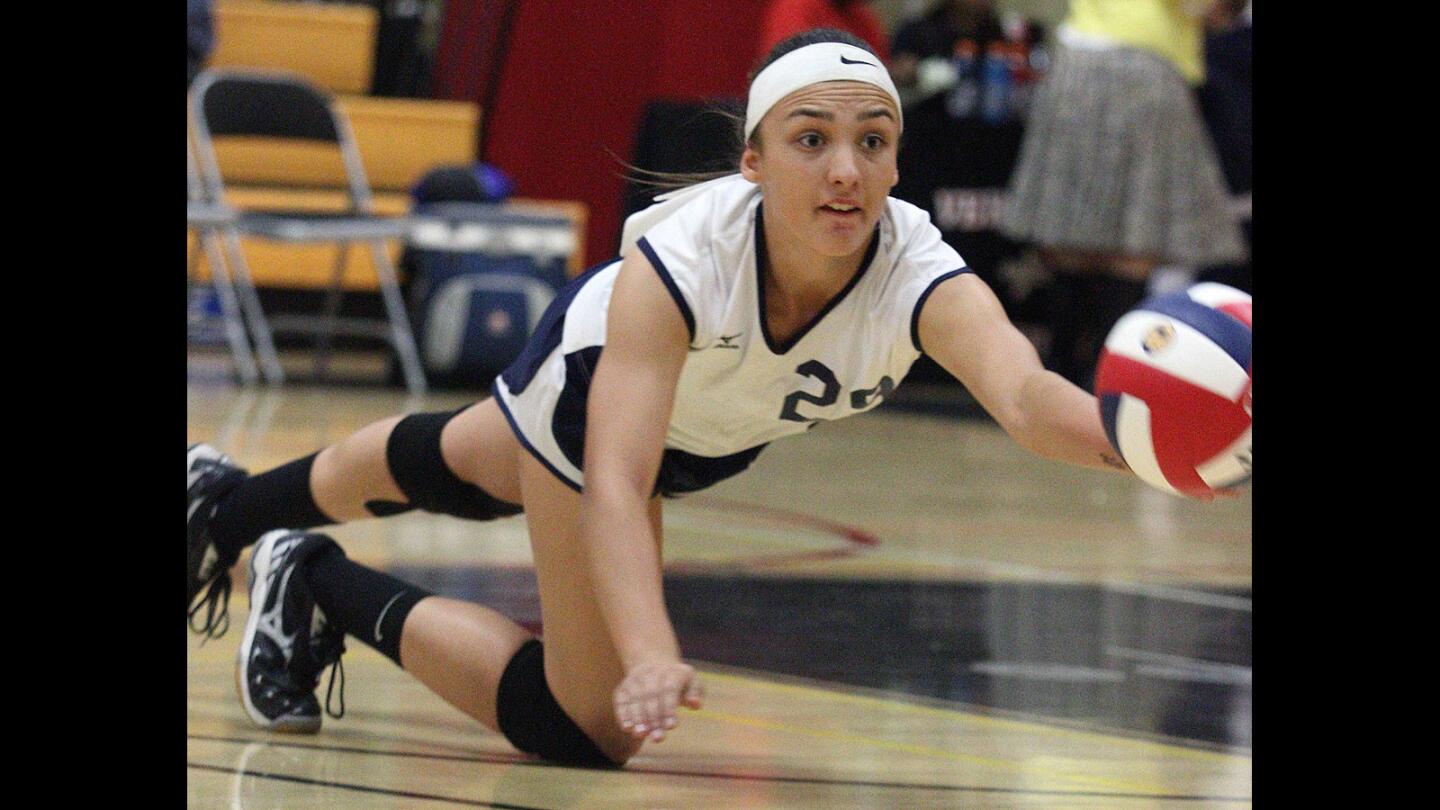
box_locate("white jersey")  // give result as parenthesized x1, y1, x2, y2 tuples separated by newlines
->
(492, 174, 969, 494)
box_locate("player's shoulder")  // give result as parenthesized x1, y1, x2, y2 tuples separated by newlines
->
(643, 176, 759, 279)
(654, 176, 757, 241)
(884, 195, 941, 241)
(882, 195, 963, 271)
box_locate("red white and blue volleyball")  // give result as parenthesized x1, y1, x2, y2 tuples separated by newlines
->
(1094, 283, 1252, 499)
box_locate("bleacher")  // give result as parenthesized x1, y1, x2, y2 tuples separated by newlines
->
(189, 0, 587, 291)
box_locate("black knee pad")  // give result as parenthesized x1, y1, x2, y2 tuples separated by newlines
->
(384, 406, 524, 521)
(496, 639, 618, 768)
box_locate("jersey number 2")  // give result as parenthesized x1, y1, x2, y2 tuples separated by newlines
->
(779, 360, 893, 423)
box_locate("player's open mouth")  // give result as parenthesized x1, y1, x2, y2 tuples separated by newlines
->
(820, 202, 862, 216)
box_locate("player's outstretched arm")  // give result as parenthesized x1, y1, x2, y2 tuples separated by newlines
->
(582, 250, 703, 742)
(916, 273, 1130, 474)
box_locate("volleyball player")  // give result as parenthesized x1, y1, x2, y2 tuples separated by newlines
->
(187, 28, 1130, 768)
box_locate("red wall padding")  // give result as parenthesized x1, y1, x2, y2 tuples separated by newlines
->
(435, 0, 771, 266)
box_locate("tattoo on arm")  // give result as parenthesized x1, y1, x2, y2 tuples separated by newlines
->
(1101, 452, 1128, 471)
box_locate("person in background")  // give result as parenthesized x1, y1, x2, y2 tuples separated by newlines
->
(889, 0, 1007, 102)
(1193, 0, 1251, 295)
(759, 0, 890, 64)
(188, 0, 215, 88)
(999, 0, 1247, 389)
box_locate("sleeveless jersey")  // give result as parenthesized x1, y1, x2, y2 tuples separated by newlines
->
(493, 174, 969, 493)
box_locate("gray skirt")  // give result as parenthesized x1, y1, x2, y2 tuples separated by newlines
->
(1001, 43, 1246, 267)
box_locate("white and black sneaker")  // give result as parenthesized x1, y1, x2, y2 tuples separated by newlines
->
(236, 530, 347, 733)
(188, 443, 248, 639)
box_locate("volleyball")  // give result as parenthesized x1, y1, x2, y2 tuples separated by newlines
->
(1094, 283, 1252, 499)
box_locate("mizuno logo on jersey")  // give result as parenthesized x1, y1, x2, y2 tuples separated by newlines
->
(690, 334, 742, 352)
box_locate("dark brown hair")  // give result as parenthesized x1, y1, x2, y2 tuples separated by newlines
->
(621, 28, 880, 194)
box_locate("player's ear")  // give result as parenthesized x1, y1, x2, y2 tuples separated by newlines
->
(740, 143, 762, 183)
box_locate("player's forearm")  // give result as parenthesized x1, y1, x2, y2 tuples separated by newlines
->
(1015, 369, 1130, 473)
(580, 482, 682, 668)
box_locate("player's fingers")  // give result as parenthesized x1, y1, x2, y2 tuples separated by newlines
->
(660, 681, 681, 730)
(644, 688, 665, 735)
(682, 675, 705, 709)
(614, 690, 639, 735)
(617, 685, 652, 738)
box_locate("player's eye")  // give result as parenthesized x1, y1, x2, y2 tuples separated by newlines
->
(797, 133, 824, 149)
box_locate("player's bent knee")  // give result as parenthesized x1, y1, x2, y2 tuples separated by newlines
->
(384, 407, 524, 521)
(495, 639, 627, 768)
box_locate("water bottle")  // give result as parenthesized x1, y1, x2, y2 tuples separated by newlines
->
(945, 39, 980, 120)
(979, 41, 1012, 125)
(1008, 42, 1033, 118)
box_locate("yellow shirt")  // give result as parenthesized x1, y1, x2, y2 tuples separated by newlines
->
(1065, 0, 1208, 84)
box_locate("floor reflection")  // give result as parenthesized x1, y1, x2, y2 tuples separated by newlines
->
(388, 565, 1252, 750)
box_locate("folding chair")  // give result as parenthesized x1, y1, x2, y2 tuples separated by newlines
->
(188, 68, 427, 394)
(187, 136, 262, 384)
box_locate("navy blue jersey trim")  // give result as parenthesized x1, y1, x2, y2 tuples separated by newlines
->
(500, 260, 614, 396)
(489, 381, 584, 493)
(910, 268, 973, 354)
(636, 237, 697, 343)
(551, 346, 601, 474)
(755, 202, 881, 355)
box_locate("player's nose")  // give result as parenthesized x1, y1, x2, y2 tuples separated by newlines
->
(827, 143, 860, 187)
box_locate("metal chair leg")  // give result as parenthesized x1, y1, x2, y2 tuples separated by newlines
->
(219, 227, 286, 384)
(197, 229, 260, 384)
(367, 238, 427, 396)
(313, 242, 352, 384)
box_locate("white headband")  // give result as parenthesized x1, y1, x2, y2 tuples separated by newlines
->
(744, 42, 902, 142)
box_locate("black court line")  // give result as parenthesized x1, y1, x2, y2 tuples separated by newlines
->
(187, 762, 548, 809)
(188, 734, 1253, 803)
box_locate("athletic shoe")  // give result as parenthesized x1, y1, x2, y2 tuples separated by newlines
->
(188, 443, 247, 638)
(236, 530, 348, 733)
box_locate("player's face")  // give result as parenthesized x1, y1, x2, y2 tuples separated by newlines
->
(741, 81, 901, 262)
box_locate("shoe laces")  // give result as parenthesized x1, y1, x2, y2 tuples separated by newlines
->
(188, 573, 231, 643)
(323, 655, 346, 720)
(313, 616, 347, 720)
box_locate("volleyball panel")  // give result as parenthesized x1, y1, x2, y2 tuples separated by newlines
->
(1095, 285, 1252, 498)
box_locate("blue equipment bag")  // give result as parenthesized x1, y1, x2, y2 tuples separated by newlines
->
(403, 202, 576, 389)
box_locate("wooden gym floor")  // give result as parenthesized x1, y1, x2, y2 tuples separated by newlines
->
(186, 365, 1252, 808)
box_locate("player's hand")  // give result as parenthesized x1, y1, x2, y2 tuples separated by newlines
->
(614, 658, 704, 743)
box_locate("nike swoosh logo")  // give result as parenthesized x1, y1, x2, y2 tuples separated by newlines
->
(257, 560, 300, 653)
(374, 592, 406, 642)
(840, 55, 876, 67)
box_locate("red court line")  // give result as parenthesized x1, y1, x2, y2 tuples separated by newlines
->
(667, 546, 861, 574)
(684, 495, 880, 547)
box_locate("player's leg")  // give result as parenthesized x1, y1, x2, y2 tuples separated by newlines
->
(236, 450, 659, 766)
(499, 451, 666, 765)
(189, 399, 524, 637)
(237, 523, 633, 767)
(235, 526, 534, 735)
(308, 397, 524, 521)
(227, 400, 531, 729)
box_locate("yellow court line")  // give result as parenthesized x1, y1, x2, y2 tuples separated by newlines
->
(699, 669, 1252, 765)
(690, 707, 1182, 797)
(691, 707, 1016, 769)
